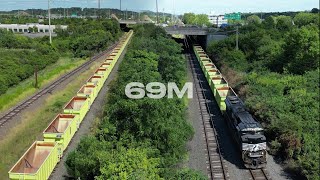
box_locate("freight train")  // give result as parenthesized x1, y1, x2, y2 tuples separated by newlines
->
(193, 45, 267, 169)
(8, 30, 133, 180)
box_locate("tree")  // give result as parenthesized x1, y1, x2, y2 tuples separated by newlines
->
(293, 12, 319, 27)
(96, 147, 161, 180)
(311, 8, 319, 13)
(263, 16, 277, 29)
(182, 13, 210, 26)
(182, 13, 197, 25)
(196, 14, 210, 26)
(276, 15, 293, 31)
(221, 49, 249, 72)
(283, 25, 319, 74)
(171, 169, 207, 180)
(256, 35, 283, 69)
(247, 15, 261, 25)
(28, 27, 33, 33)
(33, 26, 38, 33)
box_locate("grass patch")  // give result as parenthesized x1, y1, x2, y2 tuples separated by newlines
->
(0, 59, 103, 178)
(0, 56, 86, 113)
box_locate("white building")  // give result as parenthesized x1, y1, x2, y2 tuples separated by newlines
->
(0, 23, 67, 33)
(208, 13, 228, 27)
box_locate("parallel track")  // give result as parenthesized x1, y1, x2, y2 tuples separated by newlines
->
(249, 168, 271, 180)
(186, 39, 229, 179)
(0, 43, 118, 128)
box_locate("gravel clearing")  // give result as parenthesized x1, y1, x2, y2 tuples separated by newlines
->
(49, 47, 127, 180)
(186, 48, 292, 180)
(185, 53, 209, 175)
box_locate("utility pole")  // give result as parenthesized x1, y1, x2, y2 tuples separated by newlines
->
(98, 0, 101, 18)
(172, 0, 175, 24)
(236, 25, 239, 50)
(48, 0, 52, 44)
(120, 0, 122, 19)
(163, 8, 165, 23)
(156, 0, 159, 24)
(139, 12, 141, 21)
(34, 66, 38, 88)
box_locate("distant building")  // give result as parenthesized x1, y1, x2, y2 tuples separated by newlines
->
(51, 14, 63, 19)
(0, 23, 67, 33)
(208, 13, 228, 27)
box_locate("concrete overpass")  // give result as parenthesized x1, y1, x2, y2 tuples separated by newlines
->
(118, 20, 138, 25)
(164, 27, 228, 48)
(118, 20, 153, 25)
(165, 27, 209, 35)
(164, 27, 222, 36)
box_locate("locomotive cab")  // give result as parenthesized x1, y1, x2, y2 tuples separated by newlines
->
(240, 126, 267, 169)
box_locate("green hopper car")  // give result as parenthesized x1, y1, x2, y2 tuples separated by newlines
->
(8, 141, 59, 180)
(215, 86, 236, 111)
(77, 84, 98, 104)
(86, 75, 103, 92)
(43, 114, 78, 157)
(63, 97, 90, 123)
(210, 77, 229, 96)
(94, 68, 109, 82)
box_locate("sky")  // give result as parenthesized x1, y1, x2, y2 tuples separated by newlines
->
(0, 0, 318, 14)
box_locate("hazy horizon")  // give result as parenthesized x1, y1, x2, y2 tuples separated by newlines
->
(0, 0, 318, 15)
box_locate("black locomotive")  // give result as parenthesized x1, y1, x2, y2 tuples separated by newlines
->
(225, 95, 267, 169)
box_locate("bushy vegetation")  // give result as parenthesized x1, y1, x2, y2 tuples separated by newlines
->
(182, 13, 210, 26)
(207, 12, 319, 179)
(0, 59, 100, 178)
(65, 24, 206, 179)
(0, 18, 121, 95)
(0, 30, 59, 94)
(53, 18, 121, 57)
(0, 15, 38, 24)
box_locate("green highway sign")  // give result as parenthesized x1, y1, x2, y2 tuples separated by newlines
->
(225, 12, 241, 20)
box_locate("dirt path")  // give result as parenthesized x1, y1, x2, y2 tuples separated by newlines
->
(185, 53, 209, 175)
(49, 47, 127, 180)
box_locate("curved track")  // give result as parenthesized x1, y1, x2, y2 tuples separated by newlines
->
(0, 43, 118, 128)
(249, 168, 271, 180)
(186, 39, 229, 180)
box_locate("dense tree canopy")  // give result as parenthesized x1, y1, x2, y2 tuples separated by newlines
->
(276, 15, 293, 31)
(66, 24, 206, 179)
(247, 15, 262, 25)
(182, 13, 210, 26)
(54, 19, 121, 57)
(208, 12, 319, 179)
(293, 12, 319, 27)
(0, 30, 58, 94)
(0, 18, 121, 95)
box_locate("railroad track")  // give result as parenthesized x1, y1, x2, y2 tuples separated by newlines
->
(249, 168, 271, 180)
(0, 43, 118, 128)
(186, 42, 229, 179)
